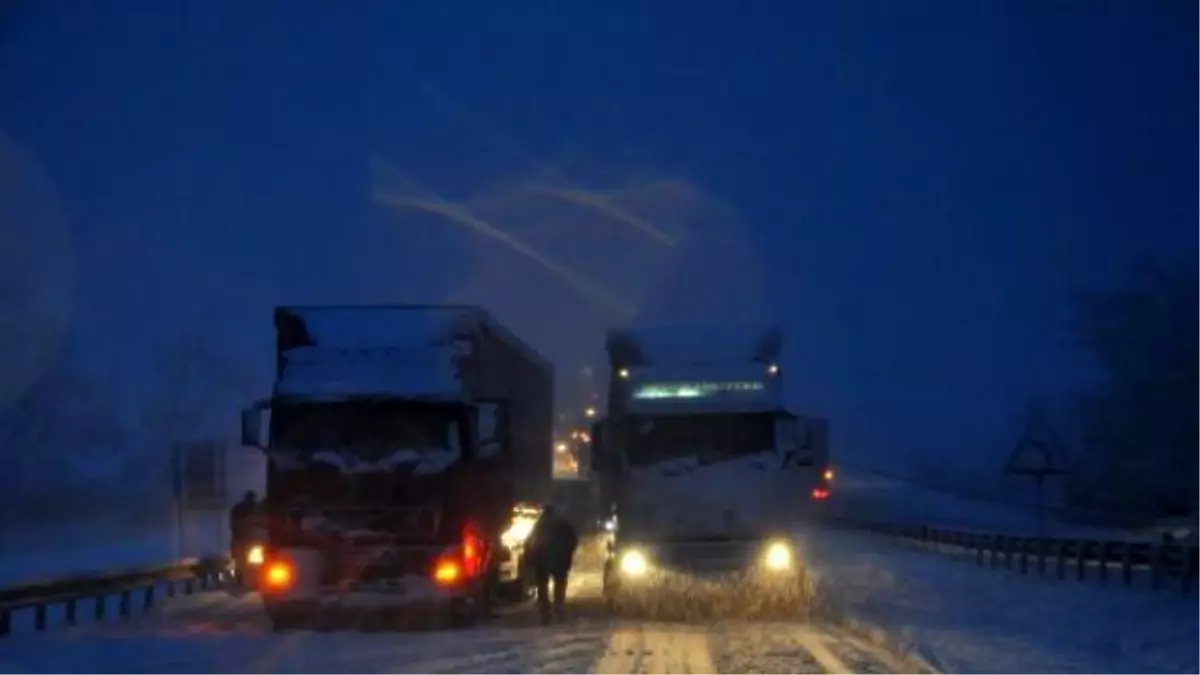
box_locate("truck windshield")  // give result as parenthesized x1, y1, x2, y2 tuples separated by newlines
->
(626, 412, 775, 466)
(272, 401, 462, 461)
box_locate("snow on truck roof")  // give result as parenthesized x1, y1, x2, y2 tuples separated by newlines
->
(275, 304, 552, 372)
(607, 324, 783, 365)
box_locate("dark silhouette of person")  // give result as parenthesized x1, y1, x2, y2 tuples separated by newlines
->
(526, 505, 579, 623)
(229, 491, 259, 569)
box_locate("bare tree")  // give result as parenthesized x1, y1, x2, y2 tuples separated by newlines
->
(0, 320, 127, 527)
(1066, 261, 1198, 519)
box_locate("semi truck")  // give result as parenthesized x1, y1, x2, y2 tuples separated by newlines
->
(590, 325, 831, 615)
(240, 305, 554, 630)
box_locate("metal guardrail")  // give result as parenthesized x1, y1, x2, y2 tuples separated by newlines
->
(828, 517, 1199, 593)
(0, 555, 231, 637)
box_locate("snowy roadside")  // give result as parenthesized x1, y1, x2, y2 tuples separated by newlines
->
(0, 513, 226, 588)
(796, 524, 1199, 674)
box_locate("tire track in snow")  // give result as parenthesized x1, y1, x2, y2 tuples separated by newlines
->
(0, 557, 918, 674)
(591, 624, 716, 674)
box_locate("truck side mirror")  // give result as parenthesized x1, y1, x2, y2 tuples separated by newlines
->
(778, 416, 814, 467)
(590, 421, 623, 473)
(474, 399, 509, 460)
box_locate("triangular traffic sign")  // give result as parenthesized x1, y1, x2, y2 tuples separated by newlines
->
(1005, 406, 1070, 476)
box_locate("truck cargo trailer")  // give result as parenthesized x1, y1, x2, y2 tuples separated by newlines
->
(240, 305, 554, 630)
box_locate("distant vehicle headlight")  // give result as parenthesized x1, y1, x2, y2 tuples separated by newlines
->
(763, 541, 793, 571)
(619, 549, 649, 577)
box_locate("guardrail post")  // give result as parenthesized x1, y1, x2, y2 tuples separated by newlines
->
(1183, 548, 1197, 594)
(1019, 539, 1029, 575)
(0, 557, 227, 640)
(1121, 544, 1133, 586)
(1036, 539, 1047, 576)
(990, 536, 1000, 569)
(974, 536, 984, 566)
(1004, 537, 1014, 570)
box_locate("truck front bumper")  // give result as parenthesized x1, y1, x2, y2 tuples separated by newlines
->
(263, 578, 488, 629)
(602, 539, 810, 618)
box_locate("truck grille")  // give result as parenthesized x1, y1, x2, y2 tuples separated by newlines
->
(322, 546, 440, 585)
(654, 541, 762, 573)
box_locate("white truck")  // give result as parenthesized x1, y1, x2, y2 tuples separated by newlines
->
(590, 325, 830, 616)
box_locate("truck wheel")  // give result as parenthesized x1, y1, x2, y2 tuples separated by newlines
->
(495, 575, 531, 604)
(268, 610, 306, 632)
(447, 598, 481, 629)
(478, 577, 495, 619)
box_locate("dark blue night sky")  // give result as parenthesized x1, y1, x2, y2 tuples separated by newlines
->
(1, 1, 1195, 472)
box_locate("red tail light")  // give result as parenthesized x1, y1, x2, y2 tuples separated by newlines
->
(811, 487, 830, 501)
(461, 523, 485, 576)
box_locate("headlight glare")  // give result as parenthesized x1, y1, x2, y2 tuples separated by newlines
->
(619, 549, 649, 576)
(246, 544, 266, 566)
(763, 541, 793, 571)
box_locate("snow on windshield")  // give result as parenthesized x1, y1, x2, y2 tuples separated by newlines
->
(625, 413, 777, 466)
(273, 447, 460, 476)
(270, 401, 463, 475)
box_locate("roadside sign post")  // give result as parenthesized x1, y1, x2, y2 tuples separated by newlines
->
(1004, 405, 1070, 536)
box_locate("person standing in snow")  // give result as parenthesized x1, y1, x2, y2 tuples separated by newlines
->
(526, 504, 579, 623)
(229, 491, 259, 576)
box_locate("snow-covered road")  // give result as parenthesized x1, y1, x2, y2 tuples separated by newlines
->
(0, 569, 918, 674)
(4, 521, 1193, 673)
(796, 525, 1199, 674)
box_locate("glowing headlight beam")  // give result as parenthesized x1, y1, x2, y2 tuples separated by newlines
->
(246, 544, 265, 566)
(619, 549, 649, 576)
(764, 541, 793, 571)
(501, 514, 538, 548)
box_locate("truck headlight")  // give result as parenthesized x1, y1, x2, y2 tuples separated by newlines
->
(619, 549, 649, 577)
(501, 514, 538, 548)
(763, 541, 793, 571)
(246, 544, 266, 566)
